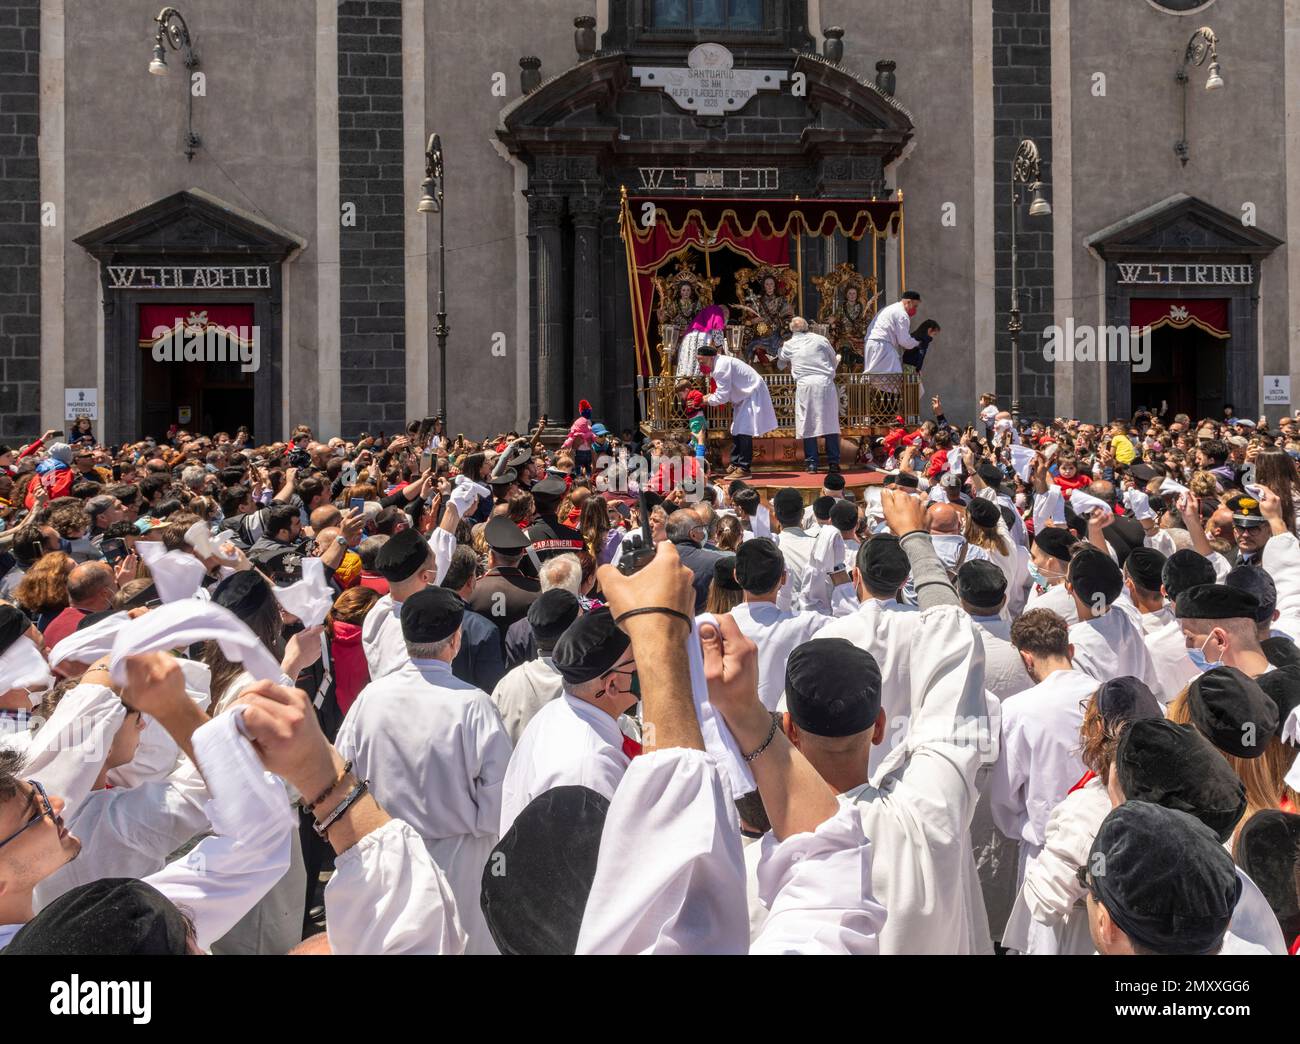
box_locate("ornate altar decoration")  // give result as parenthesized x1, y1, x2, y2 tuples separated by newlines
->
(813, 262, 880, 369)
(650, 255, 720, 377)
(734, 264, 797, 369)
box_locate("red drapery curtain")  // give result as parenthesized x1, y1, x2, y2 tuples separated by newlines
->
(137, 303, 257, 347)
(1130, 298, 1230, 339)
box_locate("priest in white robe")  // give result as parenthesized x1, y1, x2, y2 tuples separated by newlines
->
(698, 343, 777, 478)
(336, 586, 513, 955)
(499, 607, 636, 835)
(777, 318, 842, 474)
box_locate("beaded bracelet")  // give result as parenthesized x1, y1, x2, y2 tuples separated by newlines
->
(305, 760, 353, 813)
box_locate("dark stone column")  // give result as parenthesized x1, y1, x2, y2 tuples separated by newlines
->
(571, 195, 602, 417)
(530, 194, 567, 427)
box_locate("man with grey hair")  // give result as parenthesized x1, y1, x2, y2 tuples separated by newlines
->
(337, 585, 513, 954)
(180, 465, 208, 495)
(666, 508, 724, 611)
(356, 533, 390, 594)
(778, 316, 842, 474)
(502, 551, 584, 666)
(538, 552, 583, 595)
(85, 495, 127, 545)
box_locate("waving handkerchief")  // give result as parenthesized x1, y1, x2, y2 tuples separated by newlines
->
(1009, 444, 1037, 483)
(0, 636, 54, 703)
(109, 600, 286, 689)
(1070, 490, 1113, 518)
(691, 613, 756, 798)
(928, 485, 949, 504)
(946, 447, 962, 474)
(136, 539, 165, 565)
(148, 549, 208, 603)
(1123, 488, 1156, 521)
(1160, 477, 1189, 496)
(449, 475, 490, 517)
(272, 556, 333, 628)
(49, 611, 130, 668)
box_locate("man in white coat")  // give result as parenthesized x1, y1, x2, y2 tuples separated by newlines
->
(499, 607, 636, 836)
(778, 317, 841, 474)
(1064, 547, 1158, 690)
(862, 289, 921, 374)
(698, 343, 776, 479)
(336, 586, 513, 955)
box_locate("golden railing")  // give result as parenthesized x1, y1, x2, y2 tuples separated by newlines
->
(644, 370, 921, 438)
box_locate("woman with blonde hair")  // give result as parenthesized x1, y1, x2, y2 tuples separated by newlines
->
(16, 551, 74, 632)
(704, 553, 744, 614)
(713, 513, 744, 552)
(1167, 668, 1282, 836)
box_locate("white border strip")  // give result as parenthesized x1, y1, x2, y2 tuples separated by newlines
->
(315, 0, 341, 437)
(39, 0, 66, 434)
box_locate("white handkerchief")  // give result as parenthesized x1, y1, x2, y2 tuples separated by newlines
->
(946, 447, 962, 474)
(136, 539, 165, 565)
(1160, 477, 1189, 495)
(1285, 707, 1300, 791)
(109, 600, 287, 689)
(48, 610, 130, 668)
(691, 614, 756, 798)
(928, 485, 949, 504)
(752, 503, 771, 537)
(149, 550, 208, 604)
(185, 521, 217, 558)
(1009, 444, 1037, 483)
(0, 636, 54, 703)
(1123, 489, 1156, 521)
(449, 476, 489, 517)
(1070, 490, 1113, 518)
(272, 556, 333, 628)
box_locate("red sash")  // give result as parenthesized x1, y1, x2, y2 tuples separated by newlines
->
(621, 735, 642, 760)
(1067, 770, 1096, 795)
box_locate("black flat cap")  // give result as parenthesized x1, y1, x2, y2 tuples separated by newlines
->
(1256, 664, 1300, 737)
(966, 496, 1000, 528)
(400, 586, 465, 644)
(480, 786, 609, 955)
(823, 472, 846, 492)
(830, 500, 858, 531)
(1124, 546, 1166, 593)
(811, 495, 835, 522)
(882, 471, 919, 490)
(487, 468, 518, 487)
(976, 461, 1004, 488)
(532, 477, 567, 500)
(527, 589, 580, 648)
(713, 554, 742, 592)
(1129, 463, 1160, 482)
(1087, 802, 1241, 955)
(1224, 565, 1277, 624)
(1096, 676, 1162, 729)
(785, 638, 881, 737)
(734, 538, 784, 594)
(956, 558, 1006, 610)
(1033, 526, 1075, 563)
(1116, 719, 1246, 843)
(1235, 810, 1300, 941)
(551, 607, 630, 685)
(1162, 549, 1216, 601)
(1068, 546, 1123, 608)
(3, 878, 188, 955)
(376, 527, 433, 583)
(504, 444, 533, 469)
(484, 515, 530, 552)
(212, 570, 273, 620)
(857, 534, 909, 593)
(1186, 666, 1279, 758)
(1175, 583, 1260, 622)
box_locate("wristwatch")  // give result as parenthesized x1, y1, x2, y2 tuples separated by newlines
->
(335, 535, 348, 549)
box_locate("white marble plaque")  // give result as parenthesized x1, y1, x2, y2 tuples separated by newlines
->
(632, 43, 788, 117)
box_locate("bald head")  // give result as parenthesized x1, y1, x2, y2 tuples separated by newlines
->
(67, 561, 116, 610)
(927, 503, 962, 535)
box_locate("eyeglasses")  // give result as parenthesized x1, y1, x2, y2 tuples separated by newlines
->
(0, 780, 54, 850)
(1074, 863, 1096, 895)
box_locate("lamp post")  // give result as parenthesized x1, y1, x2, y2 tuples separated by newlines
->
(1174, 26, 1223, 166)
(1008, 138, 1052, 425)
(418, 134, 448, 425)
(148, 6, 201, 161)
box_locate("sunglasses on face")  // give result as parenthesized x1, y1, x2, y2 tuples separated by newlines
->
(0, 779, 54, 850)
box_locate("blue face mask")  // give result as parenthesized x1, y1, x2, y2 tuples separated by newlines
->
(1187, 632, 1220, 672)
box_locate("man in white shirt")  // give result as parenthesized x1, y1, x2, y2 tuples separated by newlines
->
(727, 538, 829, 709)
(1115, 545, 1173, 635)
(1145, 548, 1216, 703)
(801, 471, 846, 529)
(777, 317, 842, 473)
(772, 488, 814, 612)
(499, 607, 636, 836)
(862, 290, 921, 375)
(801, 499, 861, 616)
(992, 608, 1097, 882)
(818, 534, 923, 772)
(1065, 547, 1158, 689)
(1174, 582, 1275, 679)
(360, 523, 458, 680)
(337, 586, 513, 954)
(956, 559, 1031, 699)
(1023, 525, 1079, 625)
(490, 589, 578, 744)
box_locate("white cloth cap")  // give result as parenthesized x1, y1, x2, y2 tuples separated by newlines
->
(1123, 488, 1156, 521)
(271, 556, 333, 629)
(1160, 477, 1190, 495)
(109, 600, 286, 689)
(148, 549, 208, 604)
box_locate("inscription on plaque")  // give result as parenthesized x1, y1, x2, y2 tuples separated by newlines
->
(632, 43, 788, 117)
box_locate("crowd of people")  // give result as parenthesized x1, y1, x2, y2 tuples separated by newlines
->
(0, 392, 1298, 956)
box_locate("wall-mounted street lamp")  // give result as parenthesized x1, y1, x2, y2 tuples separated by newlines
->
(419, 134, 449, 425)
(1174, 26, 1223, 166)
(1008, 138, 1051, 424)
(148, 6, 201, 161)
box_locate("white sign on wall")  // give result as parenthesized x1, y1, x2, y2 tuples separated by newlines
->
(1263, 375, 1291, 405)
(65, 387, 98, 420)
(632, 43, 788, 117)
